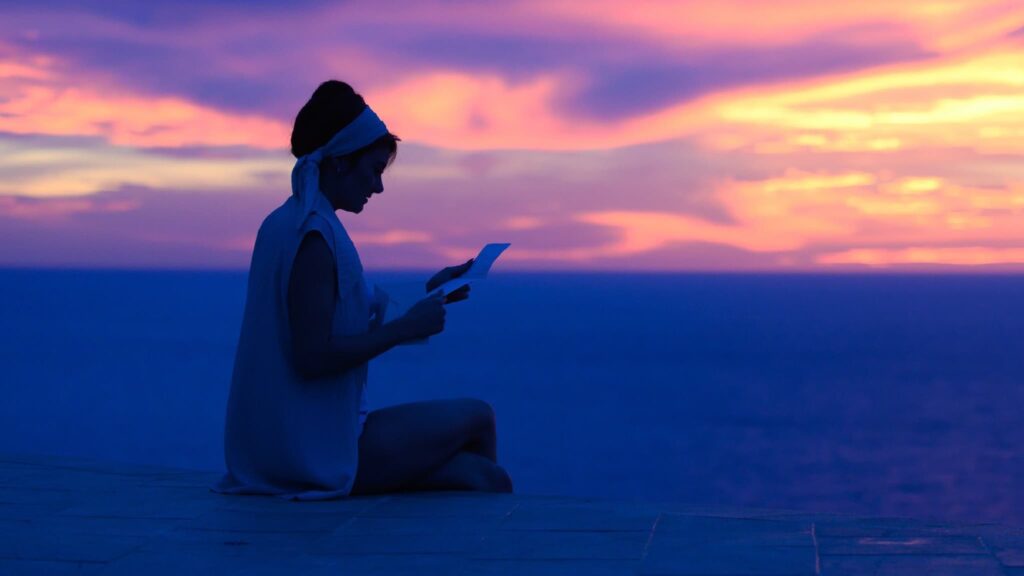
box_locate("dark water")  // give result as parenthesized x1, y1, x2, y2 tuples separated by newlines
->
(2, 269, 1023, 526)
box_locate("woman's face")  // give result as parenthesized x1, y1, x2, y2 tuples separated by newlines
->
(318, 144, 391, 214)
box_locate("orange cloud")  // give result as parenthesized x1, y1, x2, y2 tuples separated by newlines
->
(368, 71, 718, 151)
(350, 229, 433, 245)
(706, 44, 1024, 155)
(367, 23, 1023, 155)
(3, 1, 1023, 270)
(356, 65, 726, 150)
(0, 85, 289, 149)
(0, 194, 139, 222)
(501, 216, 545, 231)
(556, 175, 861, 260)
(550, 172, 1024, 264)
(533, 0, 1021, 52)
(0, 137, 290, 198)
(0, 54, 288, 150)
(819, 247, 1024, 266)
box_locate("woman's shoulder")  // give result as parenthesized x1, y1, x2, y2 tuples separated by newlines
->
(255, 198, 332, 243)
(248, 198, 310, 263)
(253, 197, 295, 238)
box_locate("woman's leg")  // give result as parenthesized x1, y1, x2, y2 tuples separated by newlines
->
(402, 450, 513, 493)
(350, 397, 510, 495)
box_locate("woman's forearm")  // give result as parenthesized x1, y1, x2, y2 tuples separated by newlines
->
(301, 320, 411, 379)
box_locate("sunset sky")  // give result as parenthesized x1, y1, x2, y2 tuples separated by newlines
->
(2, 1, 1023, 271)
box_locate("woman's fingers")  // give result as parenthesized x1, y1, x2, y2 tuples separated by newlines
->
(443, 284, 471, 303)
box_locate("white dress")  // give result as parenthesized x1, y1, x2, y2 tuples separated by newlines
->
(211, 189, 378, 500)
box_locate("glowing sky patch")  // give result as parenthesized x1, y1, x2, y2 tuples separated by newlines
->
(1, 1, 1023, 270)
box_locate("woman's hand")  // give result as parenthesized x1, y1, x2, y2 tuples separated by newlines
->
(425, 259, 474, 295)
(368, 284, 389, 332)
(443, 283, 471, 304)
(396, 291, 447, 340)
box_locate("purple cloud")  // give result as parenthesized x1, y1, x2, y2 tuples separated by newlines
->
(318, 22, 934, 121)
(581, 240, 789, 271)
(565, 36, 935, 120)
(0, 185, 282, 268)
(450, 219, 620, 252)
(4, 4, 935, 126)
(0, 184, 613, 270)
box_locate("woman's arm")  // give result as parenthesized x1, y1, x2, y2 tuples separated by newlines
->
(288, 231, 412, 380)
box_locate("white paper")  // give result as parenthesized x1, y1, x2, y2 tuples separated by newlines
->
(373, 243, 510, 346)
(434, 243, 510, 296)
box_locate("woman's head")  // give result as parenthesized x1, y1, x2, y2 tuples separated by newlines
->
(290, 80, 400, 213)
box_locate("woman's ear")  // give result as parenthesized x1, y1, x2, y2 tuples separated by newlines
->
(333, 155, 356, 176)
(317, 158, 339, 194)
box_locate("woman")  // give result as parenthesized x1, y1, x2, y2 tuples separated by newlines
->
(211, 80, 513, 500)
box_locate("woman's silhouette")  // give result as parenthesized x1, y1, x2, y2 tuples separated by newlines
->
(211, 80, 513, 499)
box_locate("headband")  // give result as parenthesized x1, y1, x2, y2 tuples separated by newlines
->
(290, 105, 389, 229)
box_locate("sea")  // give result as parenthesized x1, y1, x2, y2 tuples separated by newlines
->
(2, 269, 1022, 526)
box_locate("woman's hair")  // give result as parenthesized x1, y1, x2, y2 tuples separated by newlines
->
(290, 80, 400, 168)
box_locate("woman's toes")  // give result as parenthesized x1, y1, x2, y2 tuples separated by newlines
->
(499, 466, 514, 493)
(487, 464, 514, 493)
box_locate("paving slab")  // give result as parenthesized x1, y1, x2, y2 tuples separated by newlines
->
(639, 544, 818, 575)
(816, 534, 988, 556)
(0, 558, 107, 576)
(474, 529, 651, 560)
(460, 558, 640, 576)
(2, 452, 1023, 575)
(819, 555, 1005, 575)
(500, 503, 658, 532)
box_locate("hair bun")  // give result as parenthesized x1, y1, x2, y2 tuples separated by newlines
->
(290, 80, 367, 158)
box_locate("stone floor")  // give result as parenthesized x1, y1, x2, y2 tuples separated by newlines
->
(1, 452, 1023, 575)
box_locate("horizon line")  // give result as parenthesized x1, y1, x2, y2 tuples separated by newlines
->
(3, 264, 1024, 276)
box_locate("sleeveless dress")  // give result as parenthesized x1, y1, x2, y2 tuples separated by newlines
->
(210, 189, 379, 500)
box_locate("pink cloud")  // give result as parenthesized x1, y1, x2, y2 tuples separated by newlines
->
(2, 1, 1024, 271)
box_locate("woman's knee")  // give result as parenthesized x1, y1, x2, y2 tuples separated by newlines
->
(456, 397, 496, 436)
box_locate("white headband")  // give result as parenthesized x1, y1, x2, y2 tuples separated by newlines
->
(290, 105, 389, 229)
